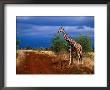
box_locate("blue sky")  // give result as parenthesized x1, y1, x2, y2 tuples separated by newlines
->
(16, 16, 94, 48)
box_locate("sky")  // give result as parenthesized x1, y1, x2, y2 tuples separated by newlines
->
(16, 16, 94, 48)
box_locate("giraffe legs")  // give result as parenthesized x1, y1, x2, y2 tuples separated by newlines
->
(78, 53, 83, 64)
(69, 46, 74, 66)
(69, 46, 72, 66)
(79, 50, 83, 64)
(80, 54, 83, 64)
(77, 55, 80, 64)
(81, 54, 83, 64)
(69, 46, 83, 65)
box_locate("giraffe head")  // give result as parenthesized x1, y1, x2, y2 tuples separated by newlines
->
(58, 26, 64, 33)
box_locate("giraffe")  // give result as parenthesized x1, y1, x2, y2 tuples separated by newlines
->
(58, 27, 83, 65)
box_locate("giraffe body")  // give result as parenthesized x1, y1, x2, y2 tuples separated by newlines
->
(58, 27, 83, 65)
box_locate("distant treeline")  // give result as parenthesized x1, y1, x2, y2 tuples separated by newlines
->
(17, 47, 52, 51)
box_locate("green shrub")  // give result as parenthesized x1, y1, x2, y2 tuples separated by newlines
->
(51, 34, 69, 53)
(73, 35, 91, 52)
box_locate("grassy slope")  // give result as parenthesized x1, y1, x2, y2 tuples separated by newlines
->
(16, 50, 94, 74)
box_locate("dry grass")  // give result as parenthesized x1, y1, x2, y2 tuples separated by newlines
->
(16, 50, 94, 74)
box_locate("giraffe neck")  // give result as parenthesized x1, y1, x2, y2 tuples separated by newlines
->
(63, 33, 71, 43)
(63, 32, 76, 46)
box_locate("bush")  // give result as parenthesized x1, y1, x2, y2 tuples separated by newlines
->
(73, 35, 91, 52)
(51, 34, 69, 53)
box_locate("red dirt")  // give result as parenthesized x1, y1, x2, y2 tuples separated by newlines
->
(16, 52, 94, 74)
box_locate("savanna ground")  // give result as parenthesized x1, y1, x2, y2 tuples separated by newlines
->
(16, 50, 94, 74)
